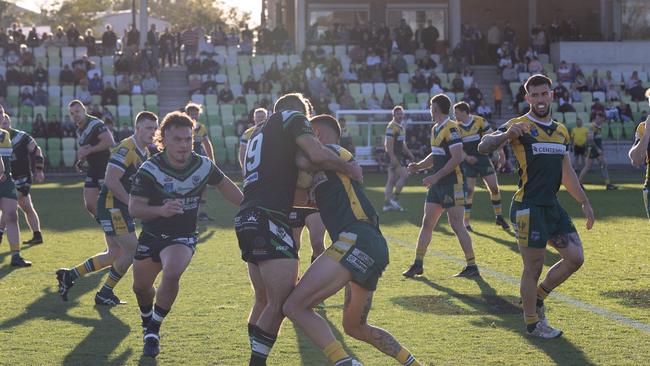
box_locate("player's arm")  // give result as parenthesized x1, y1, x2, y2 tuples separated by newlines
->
(561, 154, 594, 229)
(295, 134, 363, 182)
(478, 122, 528, 155)
(402, 140, 415, 160)
(238, 142, 247, 171)
(28, 139, 45, 183)
(0, 155, 5, 181)
(384, 133, 398, 167)
(201, 136, 214, 162)
(408, 153, 434, 174)
(214, 174, 243, 206)
(89, 130, 114, 154)
(105, 165, 130, 204)
(629, 122, 649, 166)
(423, 143, 463, 186)
(129, 195, 183, 220)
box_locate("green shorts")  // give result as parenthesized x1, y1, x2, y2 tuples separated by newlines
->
(461, 158, 495, 178)
(643, 188, 650, 219)
(0, 178, 17, 200)
(324, 221, 389, 291)
(510, 200, 576, 248)
(588, 146, 602, 159)
(96, 194, 135, 236)
(426, 182, 466, 208)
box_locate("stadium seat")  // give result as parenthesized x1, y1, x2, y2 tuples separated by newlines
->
(639, 102, 650, 113)
(361, 83, 374, 97)
(145, 95, 158, 107)
(572, 102, 585, 113)
(209, 125, 223, 138)
(118, 105, 131, 124)
(62, 137, 76, 151)
(374, 83, 387, 98)
(191, 94, 205, 105)
(416, 93, 429, 106)
(593, 91, 606, 102)
(63, 150, 76, 167)
(131, 95, 144, 108)
(403, 92, 416, 105)
(33, 106, 47, 119)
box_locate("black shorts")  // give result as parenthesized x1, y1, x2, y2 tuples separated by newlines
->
(235, 207, 298, 264)
(288, 207, 319, 228)
(84, 165, 106, 189)
(573, 145, 586, 157)
(134, 232, 198, 263)
(13, 175, 32, 196)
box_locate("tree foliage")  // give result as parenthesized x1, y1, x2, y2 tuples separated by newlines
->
(44, 0, 112, 31)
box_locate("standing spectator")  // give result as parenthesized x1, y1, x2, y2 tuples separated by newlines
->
(486, 23, 501, 63)
(126, 24, 140, 54)
(588, 69, 605, 92)
(34, 83, 48, 106)
(421, 20, 440, 53)
(26, 27, 40, 47)
(174, 28, 182, 65)
(66, 23, 80, 46)
(147, 24, 159, 62)
(47, 117, 62, 138)
(102, 24, 117, 55)
(182, 26, 199, 62)
(503, 21, 516, 45)
(493, 83, 503, 117)
(20, 87, 34, 106)
(84, 29, 96, 56)
(159, 27, 175, 67)
(395, 19, 413, 53)
(88, 73, 104, 95)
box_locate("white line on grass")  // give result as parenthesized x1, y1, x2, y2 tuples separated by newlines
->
(386, 235, 650, 334)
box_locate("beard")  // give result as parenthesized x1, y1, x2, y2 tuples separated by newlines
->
(530, 104, 550, 119)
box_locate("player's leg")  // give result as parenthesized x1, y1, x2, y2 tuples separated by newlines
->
(96, 232, 138, 305)
(250, 258, 298, 365)
(598, 155, 617, 190)
(403, 202, 444, 277)
(341, 282, 422, 365)
(305, 212, 326, 262)
(83, 186, 99, 217)
(282, 254, 356, 364)
(644, 189, 650, 220)
(383, 167, 397, 211)
(132, 257, 162, 331)
(391, 165, 408, 210)
(578, 157, 593, 183)
(1, 197, 30, 267)
(17, 193, 43, 244)
(292, 226, 304, 252)
(447, 205, 479, 277)
(464, 177, 477, 229)
(247, 262, 267, 343)
(483, 173, 509, 229)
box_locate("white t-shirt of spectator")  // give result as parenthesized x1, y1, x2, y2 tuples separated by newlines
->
(366, 54, 381, 67)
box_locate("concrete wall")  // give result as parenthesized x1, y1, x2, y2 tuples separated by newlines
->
(536, 0, 602, 39)
(461, 0, 530, 45)
(550, 41, 650, 72)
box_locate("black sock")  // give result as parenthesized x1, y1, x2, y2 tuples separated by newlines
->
(139, 303, 153, 329)
(527, 322, 539, 332)
(146, 304, 170, 335)
(33, 231, 42, 239)
(414, 259, 423, 267)
(249, 325, 277, 366)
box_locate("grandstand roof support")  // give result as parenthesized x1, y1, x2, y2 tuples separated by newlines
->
(449, 0, 460, 48)
(139, 0, 148, 49)
(294, 0, 305, 53)
(528, 0, 537, 35)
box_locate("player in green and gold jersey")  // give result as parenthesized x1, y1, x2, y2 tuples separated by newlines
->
(403, 94, 478, 278)
(383, 106, 415, 212)
(578, 113, 617, 190)
(478, 74, 594, 339)
(629, 88, 650, 219)
(570, 118, 588, 170)
(284, 114, 422, 366)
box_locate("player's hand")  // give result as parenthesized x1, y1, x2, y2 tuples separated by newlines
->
(407, 162, 419, 174)
(77, 146, 92, 160)
(159, 199, 184, 217)
(75, 160, 84, 173)
(423, 174, 439, 188)
(346, 161, 363, 182)
(465, 156, 478, 165)
(506, 122, 529, 138)
(581, 201, 595, 230)
(34, 171, 45, 183)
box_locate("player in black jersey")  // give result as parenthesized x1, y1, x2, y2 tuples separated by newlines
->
(235, 93, 362, 365)
(69, 100, 114, 216)
(185, 102, 215, 222)
(129, 112, 242, 358)
(0, 113, 45, 245)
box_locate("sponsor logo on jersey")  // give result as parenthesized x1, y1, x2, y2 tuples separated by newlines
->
(163, 183, 174, 192)
(530, 127, 539, 137)
(243, 172, 258, 187)
(450, 129, 460, 140)
(117, 147, 129, 156)
(192, 175, 201, 185)
(531, 143, 566, 155)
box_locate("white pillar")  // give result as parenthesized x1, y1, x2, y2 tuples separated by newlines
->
(600, 0, 608, 39)
(139, 0, 148, 49)
(528, 0, 537, 35)
(295, 0, 306, 53)
(612, 0, 622, 40)
(449, 0, 461, 48)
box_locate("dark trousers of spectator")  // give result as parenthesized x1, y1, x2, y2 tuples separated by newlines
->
(494, 100, 502, 117)
(160, 48, 173, 67)
(104, 45, 116, 56)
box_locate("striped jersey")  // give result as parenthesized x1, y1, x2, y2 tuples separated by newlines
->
(385, 121, 406, 158)
(100, 136, 150, 206)
(634, 122, 649, 188)
(430, 118, 464, 185)
(0, 128, 13, 178)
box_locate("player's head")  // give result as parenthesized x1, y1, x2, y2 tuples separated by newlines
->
(645, 88, 650, 104)
(184, 102, 203, 121)
(156, 111, 194, 163)
(429, 94, 451, 122)
(68, 100, 86, 124)
(392, 106, 404, 123)
(1, 113, 10, 129)
(576, 117, 583, 127)
(453, 102, 471, 123)
(0, 104, 4, 116)
(524, 74, 553, 118)
(310, 114, 341, 145)
(253, 108, 268, 125)
(273, 93, 310, 116)
(134, 111, 159, 146)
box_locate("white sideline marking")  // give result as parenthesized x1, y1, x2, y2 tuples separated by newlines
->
(386, 236, 650, 334)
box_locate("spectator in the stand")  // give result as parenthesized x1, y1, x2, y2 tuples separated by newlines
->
(5, 67, 19, 85)
(202, 56, 220, 74)
(34, 83, 48, 106)
(218, 83, 234, 103)
(617, 100, 633, 122)
(420, 20, 439, 53)
(19, 45, 34, 66)
(557, 61, 572, 82)
(339, 89, 356, 109)
(590, 98, 605, 119)
(558, 90, 575, 112)
(574, 70, 588, 91)
(101, 106, 114, 122)
(32, 114, 47, 138)
(451, 73, 465, 92)
(101, 82, 117, 105)
(126, 24, 140, 54)
(486, 23, 501, 63)
(34, 63, 48, 83)
(466, 82, 483, 109)
(503, 21, 516, 45)
(523, 46, 538, 62)
(186, 56, 201, 74)
(626, 71, 642, 91)
(493, 83, 502, 117)
(66, 23, 80, 46)
(131, 74, 143, 94)
(392, 52, 408, 74)
(553, 82, 568, 101)
(528, 57, 543, 74)
(104, 119, 117, 139)
(243, 75, 258, 94)
(84, 29, 96, 55)
(588, 69, 605, 92)
(102, 24, 117, 55)
(502, 64, 518, 85)
(201, 75, 218, 94)
(76, 85, 92, 104)
(629, 82, 646, 101)
(142, 73, 158, 94)
(307, 74, 324, 97)
(59, 64, 74, 84)
(26, 26, 40, 47)
(47, 117, 62, 138)
(182, 26, 199, 61)
(117, 76, 131, 94)
(429, 79, 443, 95)
(88, 73, 104, 95)
(61, 115, 75, 137)
(411, 70, 427, 92)
(118, 123, 134, 141)
(366, 93, 381, 109)
(477, 99, 492, 120)
(0, 76, 6, 102)
(147, 24, 159, 62)
(606, 84, 620, 102)
(570, 84, 582, 102)
(381, 92, 394, 110)
(383, 63, 398, 83)
(20, 87, 34, 106)
(52, 26, 67, 47)
(240, 24, 253, 54)
(159, 27, 175, 67)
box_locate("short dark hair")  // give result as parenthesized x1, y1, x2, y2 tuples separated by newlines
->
(429, 94, 451, 115)
(392, 105, 404, 115)
(184, 102, 202, 114)
(310, 114, 341, 139)
(273, 93, 310, 116)
(453, 101, 471, 114)
(524, 74, 552, 94)
(68, 99, 85, 109)
(155, 111, 194, 149)
(135, 111, 158, 126)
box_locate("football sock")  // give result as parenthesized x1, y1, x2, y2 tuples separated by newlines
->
(465, 253, 476, 266)
(324, 340, 350, 364)
(537, 283, 551, 305)
(525, 313, 540, 332)
(146, 304, 169, 335)
(395, 346, 421, 366)
(100, 266, 125, 293)
(491, 192, 503, 216)
(140, 303, 153, 329)
(249, 325, 277, 366)
(9, 241, 20, 252)
(71, 255, 106, 281)
(33, 231, 42, 240)
(311, 255, 317, 264)
(247, 323, 255, 348)
(0, 229, 4, 243)
(464, 202, 473, 222)
(414, 246, 426, 266)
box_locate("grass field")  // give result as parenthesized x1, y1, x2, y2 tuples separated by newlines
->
(0, 170, 649, 365)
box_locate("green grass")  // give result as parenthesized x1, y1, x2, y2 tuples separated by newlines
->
(0, 170, 649, 365)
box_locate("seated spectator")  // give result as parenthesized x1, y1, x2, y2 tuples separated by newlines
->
(101, 82, 117, 105)
(88, 73, 104, 95)
(117, 76, 131, 95)
(73, 65, 88, 85)
(218, 83, 234, 103)
(343, 65, 359, 82)
(429, 80, 443, 95)
(118, 123, 134, 141)
(76, 85, 92, 104)
(392, 52, 407, 74)
(606, 84, 620, 102)
(527, 57, 543, 73)
(59, 65, 75, 84)
(380, 92, 394, 110)
(201, 56, 220, 74)
(574, 71, 588, 91)
(629, 82, 646, 101)
(626, 71, 642, 91)
(235, 114, 251, 137)
(553, 83, 569, 100)
(617, 101, 633, 122)
(588, 69, 605, 92)
(590, 98, 606, 119)
(414, 43, 429, 63)
(34, 63, 48, 83)
(104, 119, 117, 139)
(605, 102, 620, 121)
(243, 75, 259, 94)
(189, 75, 202, 94)
(570, 84, 582, 103)
(61, 115, 76, 137)
(339, 89, 356, 109)
(101, 106, 114, 122)
(411, 70, 428, 93)
(20, 87, 34, 106)
(558, 91, 575, 112)
(19, 45, 34, 66)
(451, 73, 465, 92)
(142, 73, 158, 94)
(47, 118, 62, 138)
(477, 99, 492, 119)
(33, 83, 48, 106)
(466, 82, 483, 108)
(557, 60, 572, 82)
(32, 114, 47, 138)
(366, 93, 381, 109)
(602, 70, 616, 91)
(201, 74, 218, 94)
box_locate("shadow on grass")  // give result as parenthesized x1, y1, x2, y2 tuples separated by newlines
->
(601, 289, 650, 308)
(0, 244, 38, 281)
(391, 276, 595, 365)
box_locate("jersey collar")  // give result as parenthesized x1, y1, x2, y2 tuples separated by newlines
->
(434, 117, 450, 131)
(525, 112, 553, 126)
(131, 135, 147, 157)
(460, 115, 474, 128)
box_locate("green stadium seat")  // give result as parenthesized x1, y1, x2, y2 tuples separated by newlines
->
(19, 105, 33, 118)
(564, 112, 577, 126)
(145, 95, 158, 107)
(63, 151, 76, 167)
(220, 104, 234, 119)
(222, 124, 235, 136)
(623, 124, 635, 140)
(35, 138, 47, 151)
(233, 103, 247, 118)
(639, 102, 650, 113)
(62, 137, 76, 152)
(552, 112, 564, 122)
(403, 93, 416, 105)
(572, 102, 585, 113)
(609, 123, 621, 140)
(118, 95, 130, 106)
(131, 95, 144, 108)
(209, 125, 223, 138)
